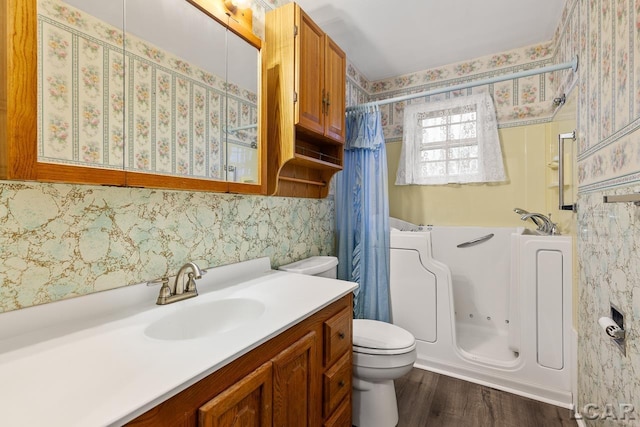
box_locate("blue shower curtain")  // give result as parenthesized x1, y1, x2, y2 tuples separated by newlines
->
(336, 108, 390, 322)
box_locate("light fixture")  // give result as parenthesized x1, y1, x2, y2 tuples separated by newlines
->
(224, 0, 251, 12)
(231, 0, 252, 9)
(210, 0, 254, 34)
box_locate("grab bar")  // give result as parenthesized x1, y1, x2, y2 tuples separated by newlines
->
(558, 131, 577, 212)
(603, 193, 640, 206)
(456, 233, 494, 248)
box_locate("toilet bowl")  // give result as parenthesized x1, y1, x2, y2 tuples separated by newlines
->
(352, 319, 416, 427)
(279, 256, 417, 427)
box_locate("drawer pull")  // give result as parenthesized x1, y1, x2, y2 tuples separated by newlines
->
(338, 331, 345, 340)
(338, 380, 345, 388)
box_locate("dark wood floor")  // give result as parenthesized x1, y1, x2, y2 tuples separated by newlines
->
(395, 368, 577, 427)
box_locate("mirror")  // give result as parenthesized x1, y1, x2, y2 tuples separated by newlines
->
(37, 0, 261, 189)
(225, 29, 259, 183)
(38, 0, 126, 169)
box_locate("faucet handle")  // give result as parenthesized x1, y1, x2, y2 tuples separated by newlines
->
(185, 272, 198, 293)
(147, 277, 170, 287)
(151, 277, 173, 304)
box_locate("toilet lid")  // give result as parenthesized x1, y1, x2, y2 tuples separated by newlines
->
(352, 319, 415, 354)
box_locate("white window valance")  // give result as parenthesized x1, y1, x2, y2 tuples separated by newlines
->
(395, 92, 507, 185)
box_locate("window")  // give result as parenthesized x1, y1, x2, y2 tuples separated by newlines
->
(396, 92, 506, 185)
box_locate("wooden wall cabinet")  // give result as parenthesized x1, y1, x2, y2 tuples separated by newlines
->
(127, 294, 352, 427)
(265, 2, 346, 198)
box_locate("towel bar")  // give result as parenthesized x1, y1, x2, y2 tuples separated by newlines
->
(603, 193, 640, 206)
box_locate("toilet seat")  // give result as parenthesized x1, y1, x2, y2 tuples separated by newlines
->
(353, 342, 416, 355)
(353, 319, 416, 355)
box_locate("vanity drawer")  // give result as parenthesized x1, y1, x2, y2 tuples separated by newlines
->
(323, 351, 351, 418)
(323, 307, 351, 366)
(323, 397, 351, 427)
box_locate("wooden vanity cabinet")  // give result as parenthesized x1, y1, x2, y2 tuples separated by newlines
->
(198, 361, 273, 427)
(322, 306, 352, 423)
(265, 3, 346, 198)
(199, 332, 316, 427)
(126, 294, 352, 427)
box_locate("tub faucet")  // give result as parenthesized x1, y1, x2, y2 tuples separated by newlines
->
(513, 208, 543, 228)
(519, 212, 558, 235)
(155, 262, 205, 305)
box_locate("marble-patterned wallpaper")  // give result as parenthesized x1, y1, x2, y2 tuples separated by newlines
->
(577, 185, 640, 425)
(0, 182, 334, 313)
(557, 0, 640, 423)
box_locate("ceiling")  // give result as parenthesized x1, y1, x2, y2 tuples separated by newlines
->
(294, 0, 566, 82)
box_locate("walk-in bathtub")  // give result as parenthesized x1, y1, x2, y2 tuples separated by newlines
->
(389, 225, 574, 408)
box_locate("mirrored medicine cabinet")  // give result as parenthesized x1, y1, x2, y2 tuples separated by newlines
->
(1, 0, 265, 194)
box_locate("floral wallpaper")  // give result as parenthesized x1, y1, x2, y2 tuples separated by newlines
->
(346, 35, 581, 142)
(346, 62, 371, 107)
(39, 0, 258, 181)
(572, 0, 640, 192)
(347, 40, 567, 141)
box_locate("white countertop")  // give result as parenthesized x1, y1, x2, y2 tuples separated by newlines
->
(0, 257, 357, 426)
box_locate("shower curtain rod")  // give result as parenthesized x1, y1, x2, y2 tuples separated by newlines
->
(346, 55, 578, 111)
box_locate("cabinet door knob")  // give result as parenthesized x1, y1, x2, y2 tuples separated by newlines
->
(322, 89, 327, 115)
(338, 331, 345, 339)
(338, 380, 345, 388)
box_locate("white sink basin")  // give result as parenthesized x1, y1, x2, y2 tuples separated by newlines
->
(144, 298, 266, 341)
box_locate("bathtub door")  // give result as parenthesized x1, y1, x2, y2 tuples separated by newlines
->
(390, 248, 437, 343)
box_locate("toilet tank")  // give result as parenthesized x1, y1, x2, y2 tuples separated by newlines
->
(278, 256, 338, 278)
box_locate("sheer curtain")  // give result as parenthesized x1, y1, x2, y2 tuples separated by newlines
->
(336, 108, 390, 322)
(396, 92, 506, 185)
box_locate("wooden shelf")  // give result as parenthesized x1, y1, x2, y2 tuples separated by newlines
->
(291, 153, 343, 171)
(279, 176, 327, 187)
(275, 159, 337, 198)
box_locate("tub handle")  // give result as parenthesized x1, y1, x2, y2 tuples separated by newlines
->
(456, 233, 494, 248)
(558, 131, 577, 212)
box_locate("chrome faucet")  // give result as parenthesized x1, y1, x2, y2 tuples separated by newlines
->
(155, 262, 205, 305)
(519, 212, 559, 235)
(513, 207, 543, 228)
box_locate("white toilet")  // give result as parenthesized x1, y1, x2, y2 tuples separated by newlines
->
(279, 256, 417, 427)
